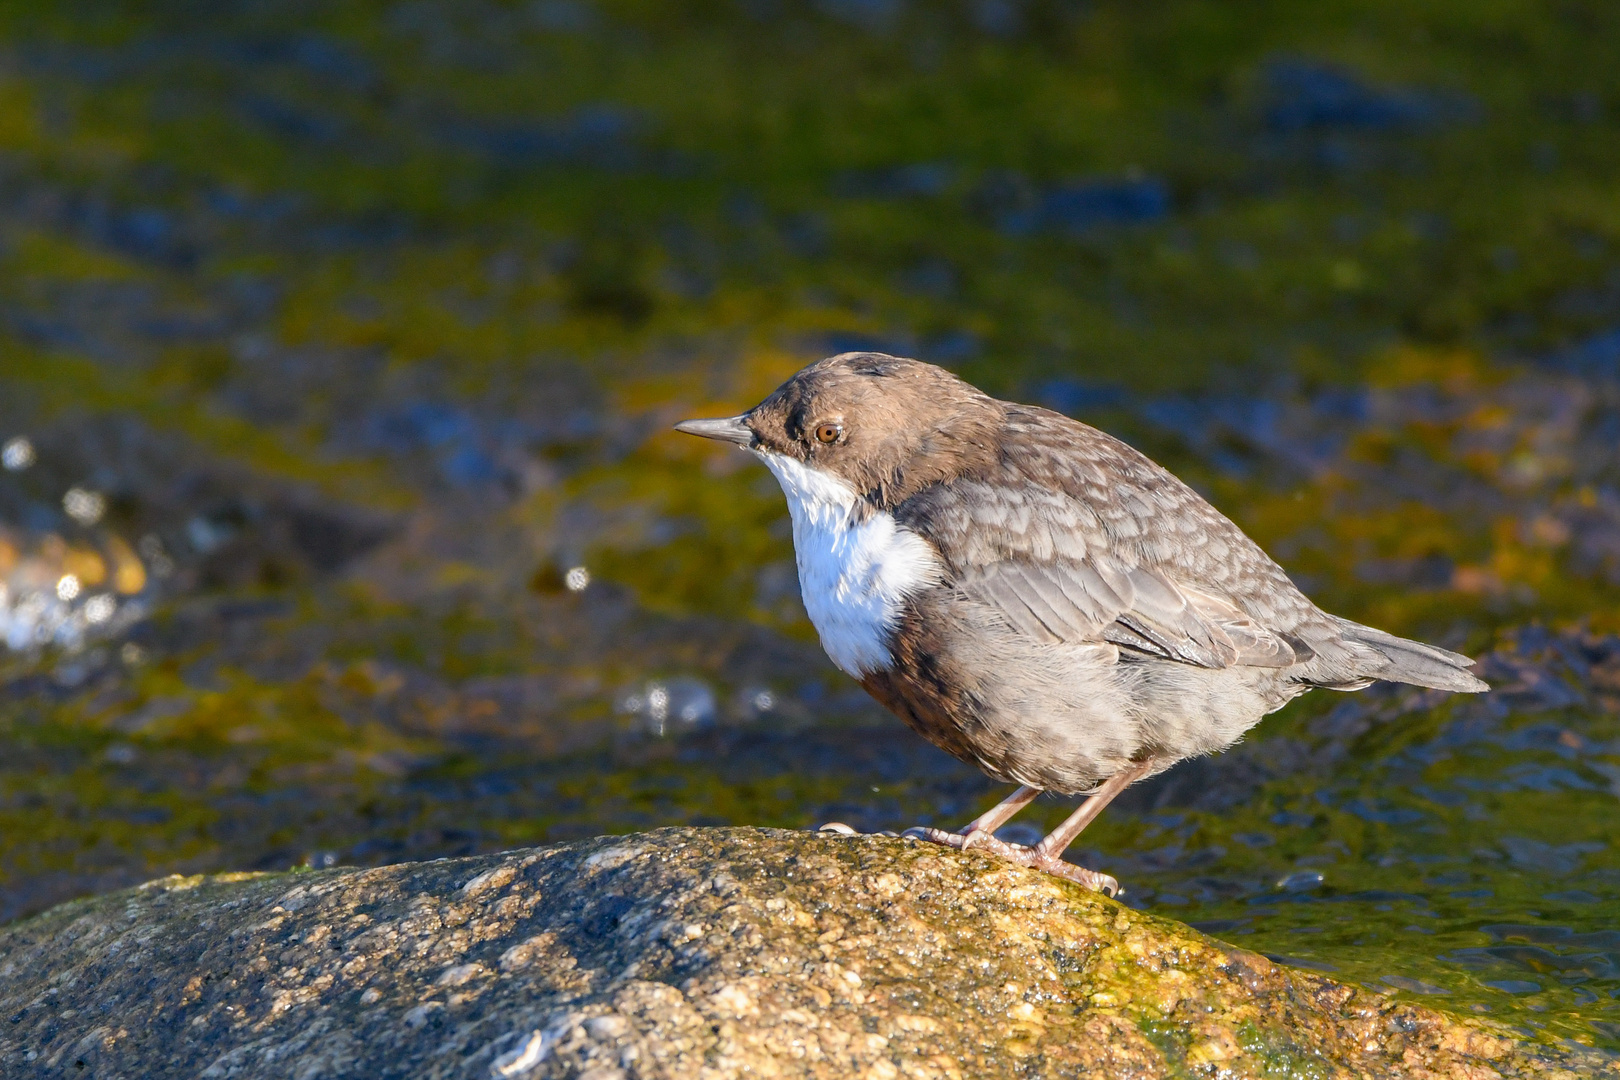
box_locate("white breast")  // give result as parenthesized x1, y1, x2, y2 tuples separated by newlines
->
(755, 451, 942, 677)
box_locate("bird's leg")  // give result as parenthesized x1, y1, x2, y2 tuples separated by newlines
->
(959, 785, 1041, 848)
(1019, 760, 1155, 895)
(904, 761, 1153, 896)
(901, 785, 1040, 852)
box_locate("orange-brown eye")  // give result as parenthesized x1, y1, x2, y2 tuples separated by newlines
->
(814, 422, 842, 444)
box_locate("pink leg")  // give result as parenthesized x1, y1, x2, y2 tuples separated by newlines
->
(962, 785, 1041, 843)
(904, 761, 1155, 896)
(1022, 760, 1154, 892)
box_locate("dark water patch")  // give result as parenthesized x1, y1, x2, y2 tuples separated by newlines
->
(1036, 377, 1131, 415)
(1342, 798, 1427, 825)
(1243, 58, 1482, 177)
(969, 0, 1025, 37)
(1488, 979, 1545, 994)
(1187, 918, 1252, 935)
(1260, 58, 1478, 134)
(815, 0, 907, 33)
(833, 161, 957, 199)
(973, 171, 1171, 237)
(359, 402, 510, 488)
(1549, 327, 1620, 378)
(238, 93, 349, 146)
(437, 105, 646, 171)
(223, 33, 380, 91)
(530, 1, 603, 36)
(1265, 952, 1338, 972)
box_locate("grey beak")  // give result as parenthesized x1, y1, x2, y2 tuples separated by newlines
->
(674, 415, 754, 447)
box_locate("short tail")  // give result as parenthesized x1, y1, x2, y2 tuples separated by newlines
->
(1326, 617, 1489, 693)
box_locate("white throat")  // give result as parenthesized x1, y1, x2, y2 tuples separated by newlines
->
(754, 450, 941, 677)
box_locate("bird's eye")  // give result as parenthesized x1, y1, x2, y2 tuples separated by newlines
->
(814, 423, 842, 444)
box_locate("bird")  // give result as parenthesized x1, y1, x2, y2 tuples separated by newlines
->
(675, 352, 1487, 895)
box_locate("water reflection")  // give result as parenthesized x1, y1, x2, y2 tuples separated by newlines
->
(617, 677, 717, 737)
(0, 526, 148, 652)
(1, 438, 35, 472)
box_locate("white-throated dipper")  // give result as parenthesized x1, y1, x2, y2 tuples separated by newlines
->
(676, 353, 1487, 894)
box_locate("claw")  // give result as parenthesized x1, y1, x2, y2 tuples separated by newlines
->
(1031, 856, 1120, 897)
(817, 822, 858, 836)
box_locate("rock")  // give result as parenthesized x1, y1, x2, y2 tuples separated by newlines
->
(0, 827, 1608, 1078)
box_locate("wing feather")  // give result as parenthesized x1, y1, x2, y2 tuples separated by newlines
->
(895, 404, 1322, 673)
(1006, 564, 1093, 639)
(978, 573, 1061, 643)
(962, 560, 1296, 669)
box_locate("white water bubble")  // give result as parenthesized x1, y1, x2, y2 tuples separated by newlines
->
(63, 487, 106, 525)
(1276, 870, 1326, 892)
(4, 591, 46, 651)
(618, 677, 716, 737)
(84, 594, 117, 624)
(2, 437, 34, 471)
(56, 575, 81, 601)
(564, 566, 590, 592)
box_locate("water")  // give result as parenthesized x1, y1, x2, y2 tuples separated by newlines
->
(0, 0, 1619, 1057)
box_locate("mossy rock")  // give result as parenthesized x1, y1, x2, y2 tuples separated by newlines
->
(0, 827, 1607, 1079)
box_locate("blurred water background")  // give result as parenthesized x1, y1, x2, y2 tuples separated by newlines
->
(2, 0, 1620, 1054)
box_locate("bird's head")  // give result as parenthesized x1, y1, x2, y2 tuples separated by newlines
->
(675, 352, 1003, 508)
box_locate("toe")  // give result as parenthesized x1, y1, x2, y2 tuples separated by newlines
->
(1034, 856, 1120, 895)
(971, 835, 1037, 864)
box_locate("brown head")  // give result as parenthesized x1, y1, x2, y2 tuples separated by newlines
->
(675, 353, 1005, 508)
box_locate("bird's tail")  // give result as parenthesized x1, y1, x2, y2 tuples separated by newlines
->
(1326, 616, 1489, 693)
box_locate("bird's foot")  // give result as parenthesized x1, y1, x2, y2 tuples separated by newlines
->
(900, 826, 1121, 896)
(1022, 853, 1121, 897)
(897, 825, 976, 848)
(901, 825, 1022, 858)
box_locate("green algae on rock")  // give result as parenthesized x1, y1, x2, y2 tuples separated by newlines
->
(0, 827, 1607, 1079)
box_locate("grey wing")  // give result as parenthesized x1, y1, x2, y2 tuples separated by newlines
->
(900, 407, 1315, 670)
(896, 405, 1482, 687)
(959, 558, 1303, 670)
